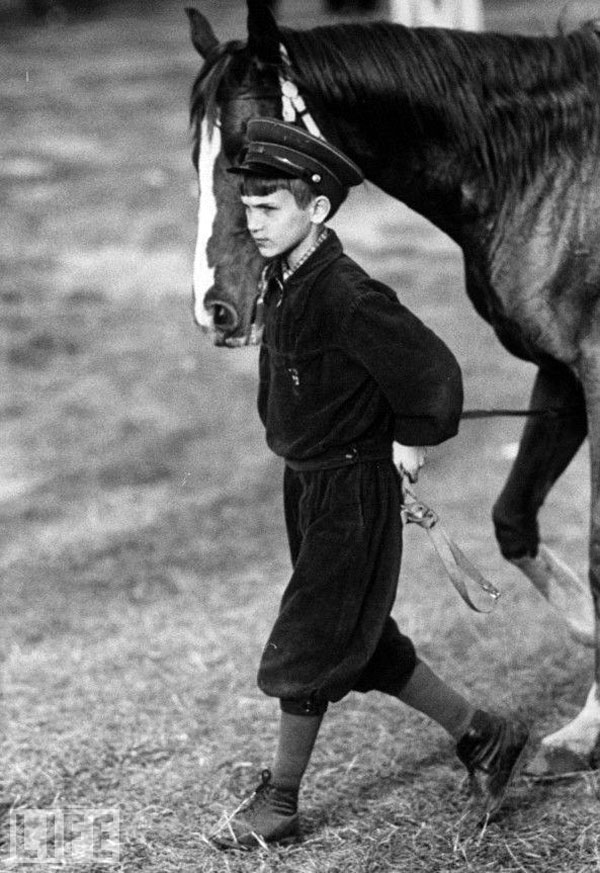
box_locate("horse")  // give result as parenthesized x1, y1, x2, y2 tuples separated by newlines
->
(186, 0, 600, 776)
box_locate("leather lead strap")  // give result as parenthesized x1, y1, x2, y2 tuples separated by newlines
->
(401, 479, 501, 614)
(274, 43, 500, 614)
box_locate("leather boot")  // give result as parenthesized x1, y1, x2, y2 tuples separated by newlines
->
(456, 710, 529, 818)
(210, 770, 300, 849)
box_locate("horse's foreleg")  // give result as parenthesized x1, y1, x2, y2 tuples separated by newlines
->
(492, 366, 594, 644)
(525, 353, 600, 777)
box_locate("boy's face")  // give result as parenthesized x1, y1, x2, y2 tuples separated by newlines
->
(241, 188, 317, 262)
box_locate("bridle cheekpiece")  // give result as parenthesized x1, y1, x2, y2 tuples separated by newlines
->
(278, 43, 324, 139)
(244, 44, 326, 347)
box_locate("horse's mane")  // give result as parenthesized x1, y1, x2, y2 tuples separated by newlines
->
(191, 20, 600, 192)
(283, 20, 600, 191)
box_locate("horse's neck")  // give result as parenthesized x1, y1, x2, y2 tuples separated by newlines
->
(328, 123, 484, 247)
(297, 23, 598, 250)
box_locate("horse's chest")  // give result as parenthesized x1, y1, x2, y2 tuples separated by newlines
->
(486, 252, 599, 368)
(475, 273, 579, 368)
(477, 188, 600, 367)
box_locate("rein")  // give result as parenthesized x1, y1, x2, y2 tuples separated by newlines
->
(274, 49, 580, 429)
(401, 478, 501, 614)
(271, 50, 582, 431)
(250, 48, 578, 612)
(462, 407, 580, 420)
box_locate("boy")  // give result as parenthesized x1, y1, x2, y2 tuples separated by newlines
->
(214, 118, 528, 848)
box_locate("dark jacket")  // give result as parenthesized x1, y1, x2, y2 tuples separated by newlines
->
(258, 230, 463, 461)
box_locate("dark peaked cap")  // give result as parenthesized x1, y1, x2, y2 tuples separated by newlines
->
(229, 118, 364, 208)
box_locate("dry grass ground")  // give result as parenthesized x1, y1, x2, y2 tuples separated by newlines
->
(2, 1, 600, 870)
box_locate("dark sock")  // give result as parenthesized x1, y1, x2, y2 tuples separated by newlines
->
(271, 710, 323, 792)
(395, 661, 475, 739)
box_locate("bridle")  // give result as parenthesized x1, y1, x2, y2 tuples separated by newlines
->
(243, 44, 327, 347)
(278, 43, 325, 139)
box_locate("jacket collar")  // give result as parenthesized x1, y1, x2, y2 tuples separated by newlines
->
(265, 229, 344, 320)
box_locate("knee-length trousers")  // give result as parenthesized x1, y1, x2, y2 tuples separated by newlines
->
(257, 459, 417, 715)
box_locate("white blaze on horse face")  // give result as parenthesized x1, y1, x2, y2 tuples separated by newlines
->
(193, 116, 222, 329)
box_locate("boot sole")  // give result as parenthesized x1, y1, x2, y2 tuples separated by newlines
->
(210, 827, 301, 851)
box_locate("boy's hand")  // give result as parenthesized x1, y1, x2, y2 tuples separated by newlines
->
(393, 443, 427, 483)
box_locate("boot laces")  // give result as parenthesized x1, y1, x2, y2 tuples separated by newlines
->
(241, 769, 298, 817)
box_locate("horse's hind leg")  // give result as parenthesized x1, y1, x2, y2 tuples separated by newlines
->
(525, 351, 600, 777)
(492, 366, 594, 645)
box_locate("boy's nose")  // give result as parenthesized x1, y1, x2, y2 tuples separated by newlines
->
(246, 213, 262, 233)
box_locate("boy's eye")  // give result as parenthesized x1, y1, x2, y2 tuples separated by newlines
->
(242, 202, 278, 215)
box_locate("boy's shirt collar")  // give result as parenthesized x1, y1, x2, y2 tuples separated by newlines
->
(281, 226, 330, 284)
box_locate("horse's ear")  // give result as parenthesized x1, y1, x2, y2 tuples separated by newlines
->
(186, 7, 219, 59)
(247, 0, 281, 64)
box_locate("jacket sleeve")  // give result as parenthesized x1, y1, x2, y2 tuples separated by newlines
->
(343, 283, 463, 446)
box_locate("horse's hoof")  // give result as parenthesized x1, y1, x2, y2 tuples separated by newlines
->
(523, 744, 591, 780)
(512, 545, 595, 647)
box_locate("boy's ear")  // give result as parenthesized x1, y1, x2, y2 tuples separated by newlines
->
(311, 195, 332, 224)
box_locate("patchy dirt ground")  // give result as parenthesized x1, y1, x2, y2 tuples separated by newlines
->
(1, 1, 600, 870)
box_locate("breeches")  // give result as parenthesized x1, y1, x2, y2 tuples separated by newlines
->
(257, 459, 417, 713)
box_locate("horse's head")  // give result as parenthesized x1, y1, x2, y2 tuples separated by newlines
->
(187, 2, 283, 346)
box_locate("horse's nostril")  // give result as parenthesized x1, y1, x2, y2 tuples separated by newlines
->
(210, 301, 239, 334)
(213, 305, 228, 326)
